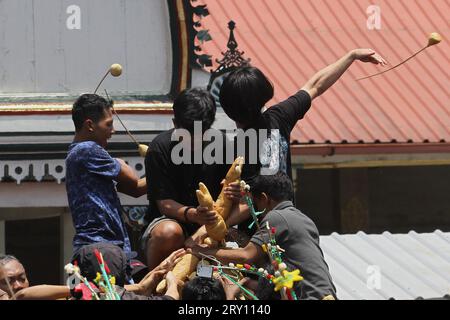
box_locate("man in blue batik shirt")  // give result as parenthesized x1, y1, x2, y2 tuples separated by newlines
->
(65, 94, 146, 264)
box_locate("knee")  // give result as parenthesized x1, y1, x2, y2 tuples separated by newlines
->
(151, 221, 184, 243)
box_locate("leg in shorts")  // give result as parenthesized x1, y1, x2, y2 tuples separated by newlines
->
(141, 216, 198, 270)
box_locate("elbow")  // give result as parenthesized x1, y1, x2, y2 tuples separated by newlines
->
(245, 253, 257, 265)
(316, 88, 324, 98)
(234, 249, 252, 264)
(14, 289, 26, 300)
(303, 82, 321, 101)
(313, 82, 325, 98)
(124, 181, 144, 198)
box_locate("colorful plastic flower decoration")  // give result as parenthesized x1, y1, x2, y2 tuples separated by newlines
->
(273, 269, 303, 292)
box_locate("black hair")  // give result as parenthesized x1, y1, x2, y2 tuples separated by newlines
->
(251, 171, 294, 202)
(181, 277, 226, 300)
(72, 94, 113, 131)
(0, 255, 19, 267)
(173, 88, 216, 133)
(72, 243, 128, 287)
(219, 66, 274, 126)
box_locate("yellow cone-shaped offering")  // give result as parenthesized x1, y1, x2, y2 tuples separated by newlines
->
(427, 33, 442, 47)
(138, 144, 148, 157)
(110, 64, 123, 77)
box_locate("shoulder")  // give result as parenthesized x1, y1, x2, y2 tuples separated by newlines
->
(67, 141, 98, 159)
(69, 141, 96, 151)
(150, 129, 175, 151)
(250, 210, 290, 246)
(261, 209, 290, 229)
(262, 205, 312, 230)
(282, 206, 319, 234)
(264, 90, 311, 116)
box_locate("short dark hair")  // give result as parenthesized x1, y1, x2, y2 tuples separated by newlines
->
(72, 243, 128, 287)
(219, 66, 274, 126)
(251, 171, 294, 202)
(173, 88, 216, 132)
(182, 277, 226, 300)
(72, 94, 113, 131)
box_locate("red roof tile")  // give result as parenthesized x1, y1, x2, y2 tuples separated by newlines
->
(196, 0, 450, 144)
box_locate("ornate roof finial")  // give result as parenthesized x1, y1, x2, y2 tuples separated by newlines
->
(212, 20, 251, 74)
(226, 21, 238, 51)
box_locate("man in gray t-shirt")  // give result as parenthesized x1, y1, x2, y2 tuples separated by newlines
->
(192, 172, 336, 300)
(251, 200, 336, 299)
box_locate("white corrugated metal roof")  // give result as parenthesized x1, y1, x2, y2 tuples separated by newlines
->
(320, 230, 450, 300)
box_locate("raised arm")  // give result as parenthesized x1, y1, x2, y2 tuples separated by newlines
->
(301, 49, 387, 100)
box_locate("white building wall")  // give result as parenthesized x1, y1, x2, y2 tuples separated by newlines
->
(0, 0, 172, 96)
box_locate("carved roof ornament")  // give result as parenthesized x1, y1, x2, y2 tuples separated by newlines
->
(207, 21, 251, 91)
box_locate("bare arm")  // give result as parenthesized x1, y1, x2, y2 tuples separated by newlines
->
(193, 242, 265, 266)
(164, 271, 181, 300)
(125, 248, 186, 296)
(302, 49, 387, 100)
(157, 199, 191, 222)
(14, 285, 71, 300)
(124, 271, 162, 296)
(226, 202, 250, 228)
(157, 200, 217, 226)
(116, 158, 147, 198)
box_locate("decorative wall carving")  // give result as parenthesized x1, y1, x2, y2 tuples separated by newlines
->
(0, 157, 145, 185)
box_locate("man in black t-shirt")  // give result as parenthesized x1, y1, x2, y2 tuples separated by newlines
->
(220, 49, 387, 185)
(143, 88, 242, 269)
(219, 49, 387, 235)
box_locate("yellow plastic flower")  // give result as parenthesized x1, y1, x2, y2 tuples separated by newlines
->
(272, 269, 303, 292)
(94, 272, 102, 284)
(110, 276, 116, 286)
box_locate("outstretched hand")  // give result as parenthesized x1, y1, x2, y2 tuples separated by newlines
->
(153, 248, 186, 274)
(135, 248, 186, 296)
(352, 49, 387, 65)
(219, 276, 253, 300)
